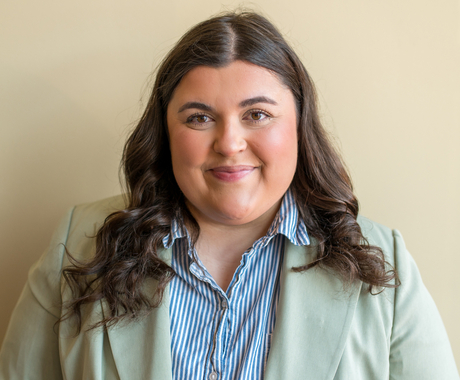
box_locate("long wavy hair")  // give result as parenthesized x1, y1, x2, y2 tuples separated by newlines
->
(61, 11, 398, 332)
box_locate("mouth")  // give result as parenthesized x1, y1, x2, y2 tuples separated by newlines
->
(207, 165, 256, 182)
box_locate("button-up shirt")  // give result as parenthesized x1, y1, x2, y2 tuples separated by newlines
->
(163, 190, 310, 380)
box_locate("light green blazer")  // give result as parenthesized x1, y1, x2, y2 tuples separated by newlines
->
(0, 196, 458, 380)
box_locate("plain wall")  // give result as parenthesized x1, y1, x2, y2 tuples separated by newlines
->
(1, 0, 459, 367)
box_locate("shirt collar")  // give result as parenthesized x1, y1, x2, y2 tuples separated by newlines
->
(162, 189, 310, 249)
(162, 218, 187, 249)
(270, 189, 310, 246)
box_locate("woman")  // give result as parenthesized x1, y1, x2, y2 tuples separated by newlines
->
(0, 11, 458, 380)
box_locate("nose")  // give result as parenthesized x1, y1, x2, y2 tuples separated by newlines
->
(213, 120, 247, 157)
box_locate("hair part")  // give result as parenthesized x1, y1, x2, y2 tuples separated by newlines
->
(60, 10, 398, 333)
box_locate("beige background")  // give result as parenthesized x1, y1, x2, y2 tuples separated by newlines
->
(1, 0, 459, 368)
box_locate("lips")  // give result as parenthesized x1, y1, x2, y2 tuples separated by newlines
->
(208, 165, 256, 182)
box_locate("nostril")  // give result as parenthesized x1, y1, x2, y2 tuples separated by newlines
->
(213, 128, 247, 157)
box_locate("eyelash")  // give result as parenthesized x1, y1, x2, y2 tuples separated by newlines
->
(185, 109, 272, 126)
(186, 113, 213, 125)
(244, 109, 271, 123)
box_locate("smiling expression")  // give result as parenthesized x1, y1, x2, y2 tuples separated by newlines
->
(166, 60, 298, 228)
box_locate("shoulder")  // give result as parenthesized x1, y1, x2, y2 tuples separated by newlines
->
(25, 195, 125, 316)
(357, 215, 394, 251)
(357, 214, 407, 270)
(346, 217, 459, 377)
(71, 194, 126, 228)
(356, 215, 419, 291)
(70, 194, 126, 227)
(31, 195, 126, 282)
(63, 195, 126, 261)
(356, 216, 427, 290)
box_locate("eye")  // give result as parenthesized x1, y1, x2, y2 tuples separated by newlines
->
(250, 112, 264, 120)
(186, 113, 213, 125)
(244, 110, 271, 123)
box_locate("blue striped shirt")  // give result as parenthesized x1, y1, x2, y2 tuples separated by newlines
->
(163, 191, 310, 380)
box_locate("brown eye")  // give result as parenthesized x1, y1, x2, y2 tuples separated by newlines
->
(187, 114, 212, 125)
(245, 110, 270, 123)
(196, 115, 209, 123)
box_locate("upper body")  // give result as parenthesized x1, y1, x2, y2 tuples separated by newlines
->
(1, 10, 458, 380)
(0, 195, 458, 380)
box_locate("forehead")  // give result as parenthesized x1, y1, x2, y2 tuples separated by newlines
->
(168, 61, 291, 107)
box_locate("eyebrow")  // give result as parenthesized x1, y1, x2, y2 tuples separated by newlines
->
(239, 96, 278, 108)
(177, 96, 278, 113)
(178, 102, 213, 113)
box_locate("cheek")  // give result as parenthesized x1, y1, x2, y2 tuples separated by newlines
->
(170, 130, 204, 168)
(254, 122, 298, 169)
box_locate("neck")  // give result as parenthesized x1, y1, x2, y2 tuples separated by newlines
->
(189, 203, 281, 291)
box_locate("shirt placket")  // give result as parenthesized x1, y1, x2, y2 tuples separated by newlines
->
(208, 295, 230, 380)
(190, 262, 231, 380)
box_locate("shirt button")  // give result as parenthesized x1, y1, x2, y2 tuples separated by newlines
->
(209, 372, 218, 380)
(221, 299, 228, 309)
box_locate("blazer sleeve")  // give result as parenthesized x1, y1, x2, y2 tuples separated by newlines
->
(0, 207, 75, 380)
(389, 229, 459, 379)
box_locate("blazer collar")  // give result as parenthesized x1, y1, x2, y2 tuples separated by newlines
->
(105, 241, 361, 380)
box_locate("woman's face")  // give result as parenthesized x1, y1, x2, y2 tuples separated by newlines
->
(166, 60, 298, 228)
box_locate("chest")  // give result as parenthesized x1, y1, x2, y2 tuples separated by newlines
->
(168, 234, 285, 380)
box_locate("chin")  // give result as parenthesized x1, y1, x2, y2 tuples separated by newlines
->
(215, 208, 255, 225)
(212, 202, 276, 226)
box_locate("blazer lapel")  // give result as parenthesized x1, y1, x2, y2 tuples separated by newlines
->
(104, 248, 173, 380)
(264, 240, 362, 380)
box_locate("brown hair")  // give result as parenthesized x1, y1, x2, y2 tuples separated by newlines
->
(61, 11, 398, 332)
